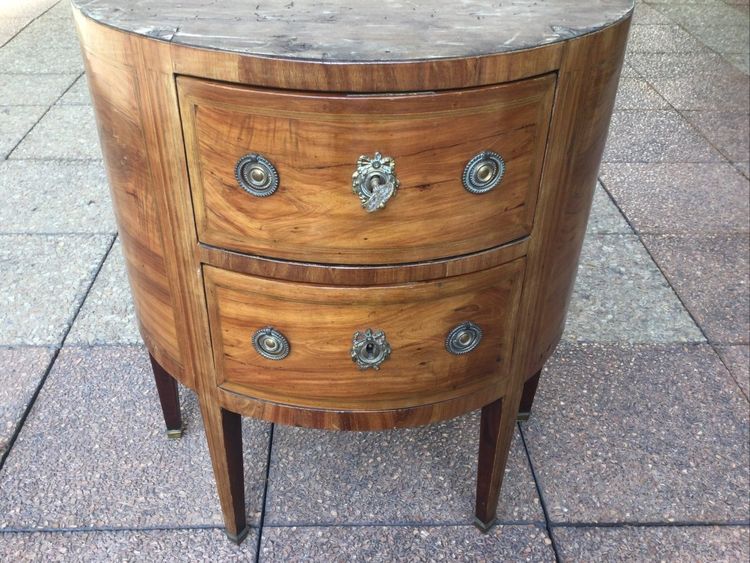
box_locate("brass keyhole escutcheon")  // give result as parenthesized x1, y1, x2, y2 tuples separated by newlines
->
(351, 329, 391, 370)
(352, 152, 399, 212)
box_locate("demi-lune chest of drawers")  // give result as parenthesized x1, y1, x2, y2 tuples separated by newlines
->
(72, 0, 632, 544)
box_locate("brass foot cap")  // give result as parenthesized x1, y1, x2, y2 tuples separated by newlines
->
(166, 428, 184, 440)
(516, 411, 531, 422)
(225, 526, 251, 545)
(474, 516, 496, 533)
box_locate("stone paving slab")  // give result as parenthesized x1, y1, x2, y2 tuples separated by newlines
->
(0, 72, 76, 105)
(716, 345, 750, 398)
(265, 416, 542, 526)
(643, 234, 750, 344)
(0, 0, 59, 20)
(735, 161, 750, 177)
(0, 234, 112, 346)
(260, 524, 555, 562)
(688, 24, 750, 55)
(0, 14, 83, 74)
(613, 77, 670, 110)
(0, 18, 28, 46)
(627, 51, 743, 81)
(652, 2, 750, 28)
(627, 24, 707, 53)
(563, 234, 704, 343)
(0, 105, 47, 159)
(600, 163, 750, 234)
(603, 110, 724, 163)
(553, 525, 750, 563)
(11, 104, 100, 159)
(67, 239, 140, 345)
(0, 159, 115, 234)
(0, 346, 54, 457)
(0, 528, 258, 562)
(724, 52, 749, 74)
(631, 3, 671, 25)
(57, 74, 91, 105)
(587, 183, 633, 235)
(681, 111, 750, 163)
(0, 346, 271, 529)
(522, 343, 750, 524)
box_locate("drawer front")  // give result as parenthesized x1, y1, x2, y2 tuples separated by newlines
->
(205, 258, 525, 410)
(180, 75, 555, 264)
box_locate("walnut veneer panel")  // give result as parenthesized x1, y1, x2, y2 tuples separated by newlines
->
(205, 258, 524, 410)
(180, 76, 555, 264)
(82, 47, 184, 380)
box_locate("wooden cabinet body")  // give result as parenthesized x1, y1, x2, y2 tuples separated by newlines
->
(72, 0, 632, 543)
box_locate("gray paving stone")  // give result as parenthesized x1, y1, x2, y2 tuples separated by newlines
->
(0, 346, 271, 529)
(631, 3, 671, 24)
(724, 52, 750, 74)
(0, 0, 59, 19)
(614, 77, 670, 110)
(681, 111, 750, 162)
(603, 111, 724, 163)
(563, 234, 704, 343)
(735, 161, 750, 177)
(260, 524, 555, 562)
(0, 18, 28, 45)
(265, 414, 542, 526)
(627, 24, 707, 53)
(716, 345, 750, 398)
(689, 24, 750, 54)
(0, 234, 112, 346)
(643, 234, 750, 344)
(0, 346, 54, 457)
(587, 183, 632, 235)
(0, 529, 259, 562)
(12, 105, 101, 159)
(0, 105, 46, 159)
(0, 160, 115, 233)
(553, 525, 750, 563)
(653, 2, 749, 28)
(599, 163, 750, 234)
(523, 342, 750, 523)
(649, 71, 750, 112)
(0, 73, 76, 106)
(628, 51, 741, 80)
(67, 240, 140, 345)
(56, 74, 91, 105)
(0, 14, 82, 74)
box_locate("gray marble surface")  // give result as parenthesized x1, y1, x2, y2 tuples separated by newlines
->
(71, 0, 634, 61)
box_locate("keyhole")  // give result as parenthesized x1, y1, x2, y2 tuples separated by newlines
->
(364, 342, 376, 358)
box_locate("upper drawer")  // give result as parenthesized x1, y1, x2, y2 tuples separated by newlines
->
(178, 75, 555, 264)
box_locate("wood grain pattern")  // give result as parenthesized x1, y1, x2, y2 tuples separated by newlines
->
(205, 258, 525, 410)
(81, 35, 184, 381)
(199, 236, 528, 286)
(516, 17, 632, 381)
(180, 76, 555, 264)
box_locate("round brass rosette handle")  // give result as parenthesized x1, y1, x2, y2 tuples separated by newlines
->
(235, 153, 279, 197)
(352, 152, 399, 212)
(462, 151, 505, 194)
(252, 327, 290, 360)
(445, 322, 483, 355)
(351, 328, 391, 370)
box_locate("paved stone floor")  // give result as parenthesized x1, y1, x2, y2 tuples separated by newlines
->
(0, 1, 748, 561)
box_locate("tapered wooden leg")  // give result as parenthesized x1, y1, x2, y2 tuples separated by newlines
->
(200, 399, 248, 544)
(149, 353, 183, 439)
(517, 369, 542, 421)
(475, 393, 520, 532)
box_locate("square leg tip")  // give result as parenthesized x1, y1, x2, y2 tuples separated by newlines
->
(225, 526, 251, 545)
(474, 516, 496, 533)
(166, 428, 184, 440)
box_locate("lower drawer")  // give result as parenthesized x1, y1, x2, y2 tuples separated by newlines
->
(204, 259, 525, 410)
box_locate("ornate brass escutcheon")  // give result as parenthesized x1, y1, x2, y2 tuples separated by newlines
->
(351, 152, 399, 212)
(351, 328, 391, 370)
